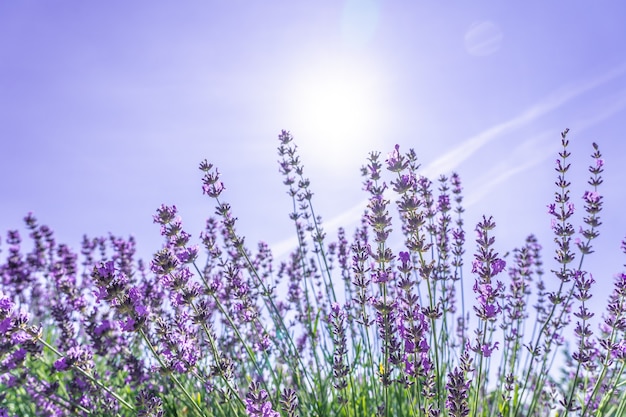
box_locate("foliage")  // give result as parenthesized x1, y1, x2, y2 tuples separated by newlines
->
(1, 129, 625, 417)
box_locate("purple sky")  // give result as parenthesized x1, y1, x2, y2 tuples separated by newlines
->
(2, 2, 625, 313)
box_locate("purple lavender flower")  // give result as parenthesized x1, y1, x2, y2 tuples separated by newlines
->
(199, 161, 226, 198)
(471, 217, 505, 324)
(0, 292, 39, 373)
(329, 302, 349, 401)
(479, 341, 499, 358)
(392, 173, 416, 194)
(446, 367, 470, 417)
(279, 388, 299, 417)
(52, 345, 94, 374)
(136, 389, 164, 417)
(386, 144, 409, 173)
(246, 381, 280, 417)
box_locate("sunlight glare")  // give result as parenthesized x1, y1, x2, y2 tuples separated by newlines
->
(285, 59, 384, 173)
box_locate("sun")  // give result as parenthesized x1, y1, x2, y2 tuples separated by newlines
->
(284, 57, 385, 172)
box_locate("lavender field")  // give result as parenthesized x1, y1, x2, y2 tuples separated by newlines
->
(1, 129, 625, 416)
(2, 3, 626, 416)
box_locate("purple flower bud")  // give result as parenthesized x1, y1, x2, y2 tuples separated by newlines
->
(583, 190, 600, 204)
(94, 320, 112, 336)
(54, 357, 69, 372)
(0, 318, 11, 333)
(386, 144, 408, 172)
(153, 204, 178, 224)
(120, 317, 136, 332)
(481, 341, 499, 357)
(491, 258, 506, 275)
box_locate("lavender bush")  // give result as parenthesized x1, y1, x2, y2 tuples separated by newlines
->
(1, 129, 625, 417)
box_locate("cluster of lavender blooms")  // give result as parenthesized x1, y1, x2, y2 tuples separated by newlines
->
(1, 129, 625, 417)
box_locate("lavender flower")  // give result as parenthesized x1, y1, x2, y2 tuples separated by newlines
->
(329, 302, 350, 401)
(279, 388, 300, 417)
(471, 216, 505, 324)
(1, 128, 625, 417)
(246, 381, 280, 417)
(446, 367, 470, 417)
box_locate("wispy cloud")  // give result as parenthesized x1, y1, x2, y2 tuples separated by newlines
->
(423, 62, 626, 177)
(463, 130, 559, 208)
(570, 87, 626, 133)
(269, 63, 626, 258)
(465, 87, 626, 208)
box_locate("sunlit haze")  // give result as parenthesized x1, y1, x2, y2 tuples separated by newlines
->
(2, 2, 625, 317)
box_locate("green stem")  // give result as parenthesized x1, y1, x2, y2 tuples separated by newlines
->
(139, 329, 215, 417)
(32, 334, 136, 412)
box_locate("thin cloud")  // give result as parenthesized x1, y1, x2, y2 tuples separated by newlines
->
(463, 130, 558, 208)
(570, 88, 626, 133)
(424, 63, 626, 176)
(466, 87, 626, 208)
